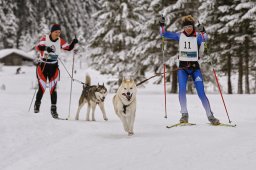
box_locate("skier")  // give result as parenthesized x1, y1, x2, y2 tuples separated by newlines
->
(159, 15, 220, 125)
(34, 24, 78, 118)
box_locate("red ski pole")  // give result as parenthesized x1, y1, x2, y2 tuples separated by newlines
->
(212, 67, 232, 123)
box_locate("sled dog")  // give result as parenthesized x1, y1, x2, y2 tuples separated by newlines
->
(113, 77, 137, 136)
(75, 75, 108, 121)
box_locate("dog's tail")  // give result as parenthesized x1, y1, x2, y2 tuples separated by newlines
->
(85, 74, 91, 86)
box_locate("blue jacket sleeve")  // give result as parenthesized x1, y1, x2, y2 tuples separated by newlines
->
(162, 31, 180, 41)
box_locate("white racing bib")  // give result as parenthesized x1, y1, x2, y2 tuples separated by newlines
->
(44, 35, 61, 60)
(179, 33, 199, 61)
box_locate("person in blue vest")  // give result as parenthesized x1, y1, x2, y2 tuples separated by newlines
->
(159, 15, 220, 125)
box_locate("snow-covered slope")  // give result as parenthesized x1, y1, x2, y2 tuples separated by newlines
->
(0, 65, 256, 170)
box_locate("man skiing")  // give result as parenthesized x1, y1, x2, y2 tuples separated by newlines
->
(34, 24, 78, 119)
(159, 15, 220, 125)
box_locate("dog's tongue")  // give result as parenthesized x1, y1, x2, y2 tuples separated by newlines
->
(122, 93, 132, 101)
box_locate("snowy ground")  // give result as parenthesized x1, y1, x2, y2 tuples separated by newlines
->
(0, 64, 256, 170)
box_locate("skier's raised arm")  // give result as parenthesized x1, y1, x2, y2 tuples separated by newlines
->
(159, 16, 180, 41)
(60, 37, 78, 51)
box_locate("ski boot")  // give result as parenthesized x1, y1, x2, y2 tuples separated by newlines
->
(180, 113, 189, 123)
(34, 101, 41, 113)
(208, 115, 220, 125)
(50, 105, 59, 119)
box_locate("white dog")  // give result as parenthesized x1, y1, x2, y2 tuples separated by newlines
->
(113, 77, 137, 136)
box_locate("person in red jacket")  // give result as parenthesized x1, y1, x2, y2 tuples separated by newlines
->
(34, 24, 78, 119)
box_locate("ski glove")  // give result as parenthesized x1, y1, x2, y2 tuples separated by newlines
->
(46, 46, 54, 53)
(197, 23, 206, 32)
(72, 38, 79, 44)
(159, 16, 165, 27)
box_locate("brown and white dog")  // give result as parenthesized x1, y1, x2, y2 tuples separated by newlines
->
(113, 77, 137, 136)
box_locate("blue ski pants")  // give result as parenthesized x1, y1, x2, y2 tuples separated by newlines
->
(178, 69, 213, 117)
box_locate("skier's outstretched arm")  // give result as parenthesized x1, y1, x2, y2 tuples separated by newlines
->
(61, 37, 78, 51)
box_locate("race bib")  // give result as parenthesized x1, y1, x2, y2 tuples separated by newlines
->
(179, 33, 199, 61)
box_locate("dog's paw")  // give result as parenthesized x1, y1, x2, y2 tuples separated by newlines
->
(85, 118, 90, 121)
(128, 132, 134, 136)
(104, 118, 108, 121)
(92, 118, 96, 121)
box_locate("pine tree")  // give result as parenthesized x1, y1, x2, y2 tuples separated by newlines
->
(233, 0, 256, 94)
(200, 0, 237, 94)
(203, 0, 256, 94)
(3, 10, 18, 48)
(88, 0, 146, 77)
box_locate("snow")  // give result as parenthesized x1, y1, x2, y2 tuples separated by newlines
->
(218, 5, 231, 13)
(235, 2, 255, 11)
(1, 64, 256, 170)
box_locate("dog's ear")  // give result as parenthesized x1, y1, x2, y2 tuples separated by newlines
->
(102, 83, 104, 86)
(97, 83, 99, 87)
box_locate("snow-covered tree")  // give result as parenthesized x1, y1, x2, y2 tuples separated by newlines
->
(200, 0, 256, 94)
(0, 0, 18, 48)
(88, 0, 147, 78)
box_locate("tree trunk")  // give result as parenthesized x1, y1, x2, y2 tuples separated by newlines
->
(244, 55, 250, 94)
(227, 55, 232, 94)
(170, 64, 178, 93)
(238, 55, 243, 94)
(244, 38, 250, 94)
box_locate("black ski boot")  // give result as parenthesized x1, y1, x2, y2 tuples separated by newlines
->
(51, 105, 59, 119)
(180, 113, 189, 123)
(34, 101, 41, 113)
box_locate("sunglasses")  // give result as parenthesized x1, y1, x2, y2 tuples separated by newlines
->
(183, 25, 193, 29)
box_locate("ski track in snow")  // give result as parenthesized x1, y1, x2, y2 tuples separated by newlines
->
(0, 66, 256, 170)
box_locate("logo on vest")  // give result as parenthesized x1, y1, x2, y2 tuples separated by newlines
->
(195, 76, 202, 82)
(51, 45, 56, 53)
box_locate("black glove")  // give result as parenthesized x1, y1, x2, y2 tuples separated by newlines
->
(159, 15, 165, 27)
(197, 23, 206, 32)
(46, 46, 54, 53)
(72, 38, 78, 44)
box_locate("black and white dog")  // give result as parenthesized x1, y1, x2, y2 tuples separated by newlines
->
(75, 75, 108, 121)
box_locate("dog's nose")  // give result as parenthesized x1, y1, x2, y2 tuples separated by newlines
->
(127, 92, 130, 96)
(102, 97, 105, 100)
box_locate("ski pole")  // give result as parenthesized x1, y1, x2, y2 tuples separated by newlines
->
(67, 38, 77, 120)
(211, 62, 232, 123)
(161, 14, 167, 119)
(28, 86, 37, 112)
(28, 57, 48, 112)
